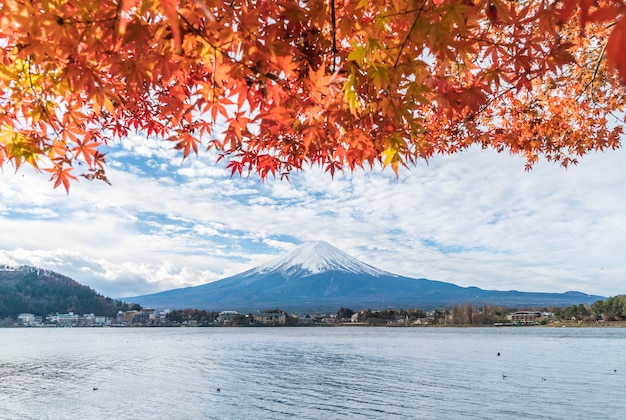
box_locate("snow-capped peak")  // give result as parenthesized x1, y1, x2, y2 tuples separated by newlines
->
(253, 241, 392, 276)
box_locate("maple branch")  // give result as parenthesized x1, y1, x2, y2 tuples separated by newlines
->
(330, 0, 337, 73)
(177, 12, 236, 60)
(393, 2, 427, 69)
(211, 47, 218, 114)
(425, 71, 546, 146)
(458, 34, 516, 48)
(76, 21, 94, 45)
(377, 8, 426, 19)
(176, 10, 288, 99)
(112, 0, 123, 32)
(61, 16, 118, 25)
(177, 12, 215, 50)
(23, 57, 62, 141)
(580, 39, 608, 100)
(21, 56, 109, 181)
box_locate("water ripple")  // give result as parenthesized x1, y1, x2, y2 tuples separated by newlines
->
(1, 327, 626, 419)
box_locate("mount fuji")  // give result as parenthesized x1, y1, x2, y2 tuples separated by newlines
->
(124, 241, 603, 312)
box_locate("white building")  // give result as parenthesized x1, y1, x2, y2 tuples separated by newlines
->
(56, 312, 80, 326)
(217, 311, 239, 324)
(17, 313, 36, 324)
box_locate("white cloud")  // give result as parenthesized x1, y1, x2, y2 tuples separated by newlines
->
(1, 141, 625, 299)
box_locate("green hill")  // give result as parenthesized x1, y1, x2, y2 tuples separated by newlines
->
(0, 265, 135, 318)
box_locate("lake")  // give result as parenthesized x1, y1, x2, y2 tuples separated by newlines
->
(1, 326, 625, 419)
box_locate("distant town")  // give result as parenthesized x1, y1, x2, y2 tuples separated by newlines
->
(6, 306, 600, 328)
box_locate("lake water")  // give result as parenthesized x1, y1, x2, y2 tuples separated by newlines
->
(1, 327, 625, 419)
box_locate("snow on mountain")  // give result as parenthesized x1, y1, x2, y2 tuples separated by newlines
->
(253, 241, 394, 277)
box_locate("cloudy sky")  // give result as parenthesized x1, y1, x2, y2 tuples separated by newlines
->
(1, 135, 625, 299)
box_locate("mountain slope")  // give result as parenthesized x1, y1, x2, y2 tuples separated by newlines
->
(0, 265, 135, 317)
(125, 241, 604, 312)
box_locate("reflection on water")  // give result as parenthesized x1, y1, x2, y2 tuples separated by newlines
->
(1, 327, 625, 419)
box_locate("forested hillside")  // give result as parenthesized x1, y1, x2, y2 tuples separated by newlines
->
(0, 265, 133, 318)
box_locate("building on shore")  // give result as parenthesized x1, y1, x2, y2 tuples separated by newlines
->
(509, 311, 541, 324)
(253, 312, 286, 325)
(217, 311, 240, 325)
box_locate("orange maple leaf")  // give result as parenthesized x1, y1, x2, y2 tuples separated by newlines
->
(46, 166, 78, 193)
(173, 134, 201, 158)
(72, 139, 102, 168)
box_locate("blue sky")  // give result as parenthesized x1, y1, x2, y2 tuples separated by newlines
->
(1, 134, 625, 299)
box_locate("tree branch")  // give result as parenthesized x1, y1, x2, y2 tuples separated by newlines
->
(393, 2, 427, 69)
(330, 0, 337, 73)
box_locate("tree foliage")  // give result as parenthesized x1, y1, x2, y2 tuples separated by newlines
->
(448, 301, 507, 324)
(166, 308, 218, 323)
(554, 303, 590, 320)
(337, 306, 355, 319)
(555, 297, 626, 322)
(1, 0, 625, 191)
(590, 295, 626, 321)
(0, 265, 134, 317)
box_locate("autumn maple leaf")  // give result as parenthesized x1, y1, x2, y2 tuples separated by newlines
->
(46, 166, 78, 193)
